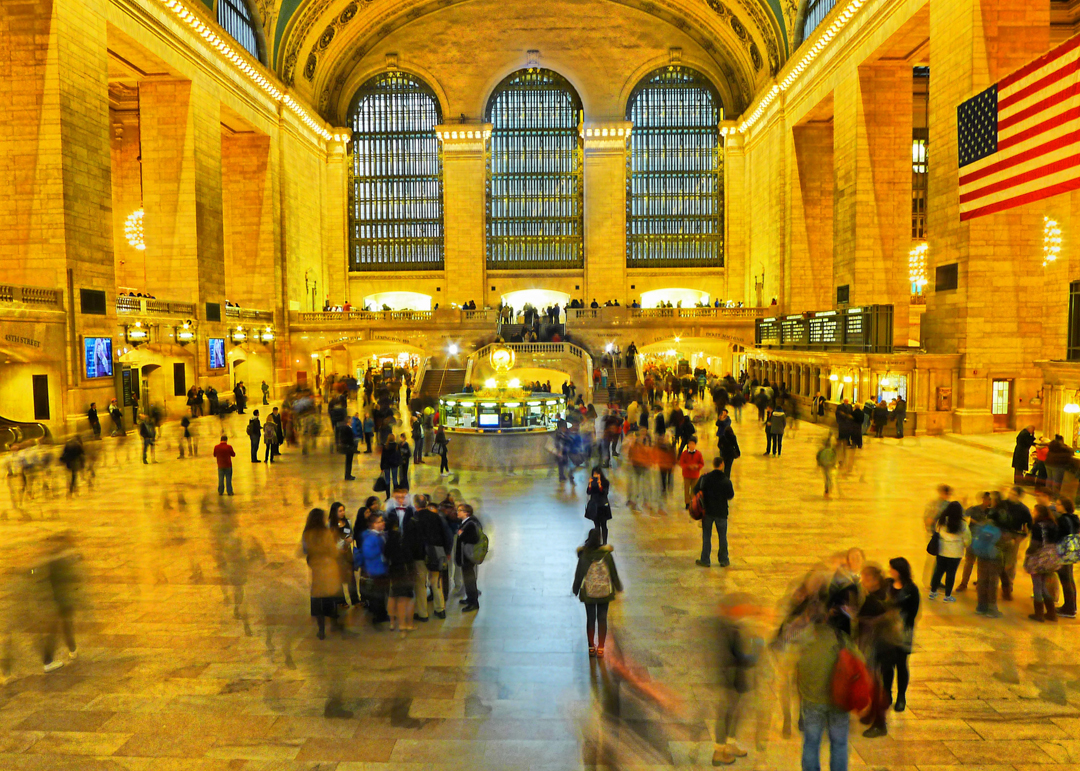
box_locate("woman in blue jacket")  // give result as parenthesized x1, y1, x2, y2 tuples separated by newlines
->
(358, 513, 389, 623)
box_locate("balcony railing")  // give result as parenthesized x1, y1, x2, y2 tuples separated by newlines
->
(629, 307, 768, 319)
(297, 310, 435, 323)
(116, 297, 196, 317)
(225, 306, 274, 321)
(0, 284, 63, 310)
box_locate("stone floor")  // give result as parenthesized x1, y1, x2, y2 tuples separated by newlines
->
(0, 411, 1077, 770)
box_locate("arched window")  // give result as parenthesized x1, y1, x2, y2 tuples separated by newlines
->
(486, 69, 583, 269)
(217, 0, 262, 62)
(626, 66, 723, 267)
(348, 72, 444, 271)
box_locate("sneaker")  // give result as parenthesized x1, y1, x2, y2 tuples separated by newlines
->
(43, 660, 66, 673)
(862, 725, 888, 738)
(943, 595, 957, 603)
(413, 613, 429, 623)
(434, 610, 446, 619)
(461, 604, 479, 613)
(695, 559, 711, 567)
(712, 745, 737, 766)
(927, 591, 939, 600)
(1056, 607, 1076, 618)
(727, 741, 748, 758)
(984, 609, 1004, 618)
(718, 561, 730, 567)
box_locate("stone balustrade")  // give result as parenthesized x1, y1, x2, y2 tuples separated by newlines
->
(115, 296, 196, 317)
(225, 306, 275, 321)
(0, 284, 63, 310)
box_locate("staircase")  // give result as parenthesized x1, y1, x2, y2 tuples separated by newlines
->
(612, 367, 637, 388)
(417, 368, 467, 399)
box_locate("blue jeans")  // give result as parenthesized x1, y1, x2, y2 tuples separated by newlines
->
(217, 467, 233, 495)
(801, 703, 848, 771)
(383, 467, 398, 497)
(701, 516, 728, 565)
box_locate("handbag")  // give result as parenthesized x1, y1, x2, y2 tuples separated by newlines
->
(1025, 543, 1063, 574)
(373, 475, 388, 493)
(1057, 533, 1080, 565)
(925, 531, 940, 556)
(689, 491, 705, 521)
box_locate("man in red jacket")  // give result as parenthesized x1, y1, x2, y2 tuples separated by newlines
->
(677, 438, 705, 509)
(214, 435, 235, 495)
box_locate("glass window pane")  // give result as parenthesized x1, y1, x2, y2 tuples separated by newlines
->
(625, 66, 723, 268)
(217, 0, 261, 61)
(348, 72, 444, 272)
(486, 69, 583, 270)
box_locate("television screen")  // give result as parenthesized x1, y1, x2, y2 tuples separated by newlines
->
(84, 337, 113, 379)
(208, 338, 226, 369)
(478, 413, 500, 427)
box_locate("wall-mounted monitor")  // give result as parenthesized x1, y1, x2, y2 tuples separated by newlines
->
(208, 338, 226, 369)
(84, 337, 113, 378)
(478, 413, 500, 427)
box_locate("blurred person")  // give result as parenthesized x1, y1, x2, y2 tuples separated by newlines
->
(1044, 434, 1073, 494)
(300, 508, 342, 639)
(585, 467, 613, 544)
(817, 436, 839, 498)
(414, 494, 450, 621)
(411, 414, 423, 464)
(335, 415, 356, 480)
(884, 557, 919, 712)
(1055, 496, 1078, 618)
(269, 407, 283, 458)
(957, 492, 994, 592)
(625, 428, 652, 509)
(928, 502, 970, 602)
(695, 457, 735, 568)
(763, 405, 774, 454)
(719, 425, 741, 480)
(384, 509, 416, 635)
(246, 410, 262, 463)
(812, 392, 825, 423)
(1000, 486, 1032, 600)
(768, 404, 786, 456)
(213, 434, 235, 495)
(329, 503, 359, 608)
(849, 402, 864, 450)
(971, 497, 1007, 618)
(108, 399, 124, 436)
(571, 527, 623, 658)
(871, 401, 888, 438)
(87, 403, 101, 439)
(40, 532, 80, 673)
(398, 433, 411, 490)
(178, 414, 195, 459)
(1025, 503, 1061, 622)
(262, 417, 278, 463)
(456, 503, 483, 612)
(715, 407, 732, 439)
(556, 419, 575, 483)
(59, 436, 85, 495)
(362, 412, 374, 453)
(380, 435, 400, 496)
(711, 593, 764, 765)
(856, 564, 899, 738)
(796, 614, 856, 771)
(261, 379, 269, 405)
(656, 433, 676, 498)
(893, 395, 907, 437)
(138, 413, 156, 464)
(677, 438, 705, 510)
(730, 388, 745, 423)
(358, 512, 390, 624)
(438, 499, 462, 600)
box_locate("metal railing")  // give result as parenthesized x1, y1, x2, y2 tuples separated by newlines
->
(115, 297, 196, 317)
(225, 306, 274, 321)
(629, 307, 768, 319)
(0, 284, 63, 310)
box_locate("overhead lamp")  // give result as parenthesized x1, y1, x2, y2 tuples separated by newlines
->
(484, 378, 498, 389)
(508, 378, 521, 388)
(1064, 403, 1080, 414)
(448, 343, 459, 355)
(828, 374, 839, 382)
(124, 209, 146, 251)
(229, 325, 247, 343)
(175, 321, 195, 345)
(258, 326, 275, 343)
(843, 375, 853, 383)
(125, 321, 149, 346)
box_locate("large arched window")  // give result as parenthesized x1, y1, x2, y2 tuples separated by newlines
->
(348, 72, 444, 271)
(626, 66, 723, 267)
(217, 0, 262, 62)
(486, 69, 583, 269)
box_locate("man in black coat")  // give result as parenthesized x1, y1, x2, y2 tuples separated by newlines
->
(455, 504, 482, 612)
(413, 495, 452, 620)
(247, 410, 262, 463)
(694, 457, 735, 568)
(335, 419, 356, 480)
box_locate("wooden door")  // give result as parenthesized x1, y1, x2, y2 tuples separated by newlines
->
(991, 379, 1012, 430)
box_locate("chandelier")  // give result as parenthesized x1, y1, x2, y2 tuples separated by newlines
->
(124, 209, 146, 251)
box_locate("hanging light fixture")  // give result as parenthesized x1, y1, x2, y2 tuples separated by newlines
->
(1044, 217, 1062, 267)
(124, 209, 146, 251)
(908, 243, 928, 291)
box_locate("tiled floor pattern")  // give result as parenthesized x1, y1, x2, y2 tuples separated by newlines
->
(0, 411, 1077, 770)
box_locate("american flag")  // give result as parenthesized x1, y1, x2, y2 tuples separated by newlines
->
(958, 34, 1080, 221)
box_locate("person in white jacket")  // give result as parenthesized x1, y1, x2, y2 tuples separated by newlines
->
(929, 501, 971, 602)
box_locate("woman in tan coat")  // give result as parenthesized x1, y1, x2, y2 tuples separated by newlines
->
(301, 508, 344, 639)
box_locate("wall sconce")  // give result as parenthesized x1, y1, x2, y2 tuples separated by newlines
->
(1064, 403, 1080, 414)
(125, 321, 149, 347)
(843, 375, 853, 383)
(258, 326, 275, 343)
(175, 321, 196, 345)
(229, 326, 247, 344)
(828, 374, 839, 382)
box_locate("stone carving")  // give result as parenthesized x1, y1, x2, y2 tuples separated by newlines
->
(749, 42, 762, 71)
(730, 15, 749, 41)
(284, 0, 364, 84)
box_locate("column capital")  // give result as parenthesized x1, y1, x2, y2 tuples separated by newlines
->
(582, 121, 632, 153)
(435, 123, 492, 153)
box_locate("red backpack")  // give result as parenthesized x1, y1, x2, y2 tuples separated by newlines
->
(831, 645, 872, 713)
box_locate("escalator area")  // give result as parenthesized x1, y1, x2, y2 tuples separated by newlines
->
(0, 416, 51, 452)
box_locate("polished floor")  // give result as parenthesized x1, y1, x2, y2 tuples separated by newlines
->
(1, 410, 1077, 770)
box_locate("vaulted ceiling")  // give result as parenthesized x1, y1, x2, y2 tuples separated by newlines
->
(238, 0, 802, 120)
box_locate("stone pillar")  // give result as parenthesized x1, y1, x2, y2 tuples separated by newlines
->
(0, 0, 116, 425)
(323, 134, 349, 308)
(723, 128, 747, 303)
(437, 125, 489, 304)
(833, 63, 913, 345)
(925, 0, 1050, 433)
(222, 132, 276, 310)
(790, 124, 834, 312)
(583, 122, 631, 305)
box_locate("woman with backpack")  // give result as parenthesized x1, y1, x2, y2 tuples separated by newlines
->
(1024, 504, 1061, 622)
(884, 557, 919, 713)
(585, 467, 613, 544)
(928, 502, 970, 602)
(1055, 496, 1079, 618)
(572, 528, 623, 658)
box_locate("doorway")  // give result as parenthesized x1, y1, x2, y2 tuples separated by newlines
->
(992, 379, 1012, 430)
(32, 375, 49, 421)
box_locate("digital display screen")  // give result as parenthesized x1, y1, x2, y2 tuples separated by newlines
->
(84, 337, 113, 379)
(208, 338, 226, 369)
(478, 413, 500, 427)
